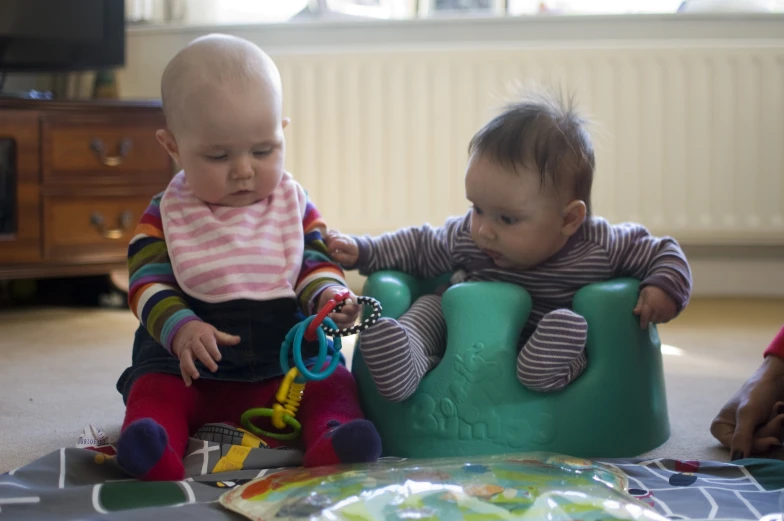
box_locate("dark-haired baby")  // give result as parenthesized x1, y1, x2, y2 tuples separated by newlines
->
(326, 91, 693, 402)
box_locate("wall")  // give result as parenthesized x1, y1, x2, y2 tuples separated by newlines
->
(117, 14, 784, 296)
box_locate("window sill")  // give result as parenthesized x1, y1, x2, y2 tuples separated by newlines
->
(128, 12, 784, 48)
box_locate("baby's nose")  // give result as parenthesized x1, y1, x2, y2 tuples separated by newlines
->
(479, 224, 495, 239)
(231, 159, 254, 179)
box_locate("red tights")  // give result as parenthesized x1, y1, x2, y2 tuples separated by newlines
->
(117, 365, 381, 480)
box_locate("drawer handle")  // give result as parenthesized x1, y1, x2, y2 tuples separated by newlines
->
(90, 211, 133, 240)
(90, 138, 133, 167)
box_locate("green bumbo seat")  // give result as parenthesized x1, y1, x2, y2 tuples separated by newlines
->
(352, 271, 670, 459)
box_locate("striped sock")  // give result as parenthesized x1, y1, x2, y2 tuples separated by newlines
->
(516, 308, 588, 392)
(357, 295, 446, 402)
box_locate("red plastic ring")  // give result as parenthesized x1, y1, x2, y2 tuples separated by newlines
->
(304, 289, 351, 341)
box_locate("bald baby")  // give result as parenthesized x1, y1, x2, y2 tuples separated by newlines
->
(117, 33, 382, 482)
(160, 33, 282, 135)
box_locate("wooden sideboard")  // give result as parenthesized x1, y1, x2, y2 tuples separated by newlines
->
(0, 99, 172, 280)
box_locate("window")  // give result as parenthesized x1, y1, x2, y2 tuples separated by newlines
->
(511, 0, 784, 14)
(126, 0, 784, 26)
(127, 0, 309, 25)
(509, 0, 684, 15)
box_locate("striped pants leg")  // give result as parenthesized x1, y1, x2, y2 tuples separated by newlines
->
(516, 309, 588, 392)
(356, 295, 446, 402)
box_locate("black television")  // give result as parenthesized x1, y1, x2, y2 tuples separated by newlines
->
(0, 0, 125, 73)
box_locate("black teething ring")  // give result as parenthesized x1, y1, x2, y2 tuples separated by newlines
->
(321, 296, 382, 337)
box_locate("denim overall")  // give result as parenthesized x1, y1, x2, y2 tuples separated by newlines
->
(116, 297, 331, 403)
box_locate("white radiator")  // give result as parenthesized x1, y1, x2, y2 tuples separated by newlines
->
(273, 46, 784, 245)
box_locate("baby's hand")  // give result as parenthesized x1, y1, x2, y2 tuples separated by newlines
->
(318, 286, 361, 330)
(171, 321, 241, 387)
(633, 286, 678, 330)
(325, 231, 359, 268)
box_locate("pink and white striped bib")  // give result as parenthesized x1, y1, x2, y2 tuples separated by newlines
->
(160, 171, 306, 303)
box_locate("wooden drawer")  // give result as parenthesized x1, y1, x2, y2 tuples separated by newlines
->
(43, 194, 151, 262)
(42, 112, 171, 184)
(0, 110, 42, 266)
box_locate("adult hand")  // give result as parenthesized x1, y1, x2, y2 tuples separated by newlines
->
(710, 355, 784, 459)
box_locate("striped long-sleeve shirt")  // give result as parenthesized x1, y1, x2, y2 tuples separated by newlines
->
(352, 212, 692, 337)
(128, 172, 346, 353)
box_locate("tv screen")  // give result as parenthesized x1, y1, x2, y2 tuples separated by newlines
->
(0, 0, 125, 72)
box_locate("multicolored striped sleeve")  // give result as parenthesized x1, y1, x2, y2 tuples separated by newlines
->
(127, 194, 200, 353)
(294, 196, 348, 315)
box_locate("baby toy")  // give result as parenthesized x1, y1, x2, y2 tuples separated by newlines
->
(241, 290, 382, 441)
(220, 452, 671, 521)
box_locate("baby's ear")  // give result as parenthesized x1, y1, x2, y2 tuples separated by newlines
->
(561, 200, 586, 236)
(156, 129, 180, 164)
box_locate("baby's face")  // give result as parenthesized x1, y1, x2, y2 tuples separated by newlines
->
(168, 82, 286, 207)
(465, 153, 572, 270)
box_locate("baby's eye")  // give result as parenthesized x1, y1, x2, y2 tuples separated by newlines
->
(500, 215, 518, 225)
(253, 149, 273, 156)
(206, 154, 228, 161)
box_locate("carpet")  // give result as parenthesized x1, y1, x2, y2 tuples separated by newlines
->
(1, 298, 783, 474)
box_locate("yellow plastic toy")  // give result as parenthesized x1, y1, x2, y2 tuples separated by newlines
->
(241, 291, 382, 440)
